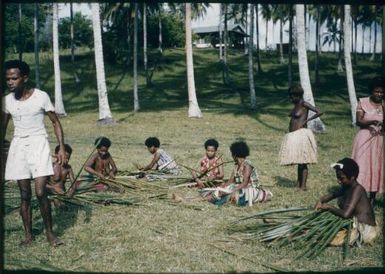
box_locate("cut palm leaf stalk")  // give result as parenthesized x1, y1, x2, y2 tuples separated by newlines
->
(230, 208, 353, 260)
(51, 192, 140, 206)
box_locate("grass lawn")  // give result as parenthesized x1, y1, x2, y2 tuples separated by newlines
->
(3, 48, 384, 273)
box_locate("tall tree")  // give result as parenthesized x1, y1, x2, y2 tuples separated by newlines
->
(185, 3, 202, 118)
(382, 6, 385, 69)
(255, 4, 262, 73)
(34, 3, 40, 88)
(133, 3, 139, 112)
(158, 6, 163, 54)
(143, 2, 149, 85)
(343, 5, 358, 125)
(223, 4, 229, 84)
(52, 3, 66, 117)
(288, 4, 293, 85)
(248, 4, 257, 110)
(91, 3, 113, 124)
(18, 4, 23, 60)
(219, 4, 223, 60)
(70, 2, 80, 83)
(296, 4, 326, 133)
(260, 4, 272, 51)
(370, 6, 379, 61)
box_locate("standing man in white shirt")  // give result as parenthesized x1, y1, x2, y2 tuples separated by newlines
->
(2, 60, 67, 247)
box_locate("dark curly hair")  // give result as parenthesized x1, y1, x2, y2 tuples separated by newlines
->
(230, 141, 250, 158)
(95, 136, 111, 148)
(55, 144, 73, 155)
(4, 59, 30, 76)
(145, 137, 160, 148)
(204, 138, 219, 149)
(368, 76, 385, 94)
(288, 84, 304, 96)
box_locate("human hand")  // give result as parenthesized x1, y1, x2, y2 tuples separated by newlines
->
(57, 147, 68, 166)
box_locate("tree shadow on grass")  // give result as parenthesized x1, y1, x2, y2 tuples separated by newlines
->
(275, 175, 296, 188)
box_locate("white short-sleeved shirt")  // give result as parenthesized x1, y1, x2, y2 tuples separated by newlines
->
(3, 89, 55, 137)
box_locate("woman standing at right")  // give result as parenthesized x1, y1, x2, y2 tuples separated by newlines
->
(352, 76, 384, 207)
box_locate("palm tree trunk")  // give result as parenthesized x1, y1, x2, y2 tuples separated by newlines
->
(296, 4, 326, 133)
(158, 9, 163, 54)
(255, 4, 262, 73)
(353, 17, 358, 64)
(223, 4, 229, 84)
(133, 3, 140, 112)
(52, 3, 66, 117)
(91, 3, 113, 123)
(219, 4, 223, 59)
(185, 3, 202, 118)
(143, 3, 149, 85)
(361, 25, 365, 54)
(34, 3, 40, 89)
(265, 18, 268, 51)
(248, 4, 257, 110)
(338, 7, 344, 72)
(382, 6, 385, 69)
(288, 5, 293, 85)
(244, 7, 248, 55)
(18, 4, 23, 61)
(315, 6, 320, 85)
(343, 5, 358, 126)
(370, 13, 377, 61)
(368, 22, 372, 54)
(279, 19, 284, 64)
(70, 2, 80, 83)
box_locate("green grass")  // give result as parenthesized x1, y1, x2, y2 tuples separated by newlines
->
(3, 48, 384, 273)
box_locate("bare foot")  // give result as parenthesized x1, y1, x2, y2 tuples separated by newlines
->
(19, 237, 33, 247)
(172, 193, 184, 203)
(49, 237, 64, 247)
(300, 187, 307, 191)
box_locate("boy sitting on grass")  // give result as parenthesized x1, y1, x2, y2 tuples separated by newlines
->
(84, 136, 118, 191)
(139, 137, 179, 175)
(315, 158, 379, 246)
(173, 141, 272, 206)
(46, 144, 76, 207)
(192, 138, 224, 188)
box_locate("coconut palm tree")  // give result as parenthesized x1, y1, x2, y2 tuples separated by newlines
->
(91, 3, 113, 124)
(185, 3, 202, 118)
(219, 3, 223, 60)
(69, 2, 80, 83)
(52, 3, 66, 117)
(255, 4, 262, 73)
(133, 3, 139, 112)
(143, 2, 149, 85)
(382, 6, 385, 69)
(18, 4, 23, 61)
(296, 4, 326, 133)
(260, 4, 272, 51)
(34, 3, 40, 89)
(343, 5, 358, 126)
(272, 4, 288, 64)
(158, 6, 163, 54)
(248, 4, 256, 110)
(369, 6, 380, 61)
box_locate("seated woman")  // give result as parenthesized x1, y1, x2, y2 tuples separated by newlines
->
(173, 141, 272, 206)
(315, 158, 379, 246)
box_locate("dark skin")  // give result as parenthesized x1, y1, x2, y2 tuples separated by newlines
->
(3, 68, 67, 247)
(315, 170, 376, 226)
(84, 146, 117, 179)
(355, 86, 384, 207)
(140, 146, 161, 171)
(46, 152, 76, 197)
(288, 93, 323, 191)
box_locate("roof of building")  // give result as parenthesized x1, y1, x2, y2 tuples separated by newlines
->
(192, 24, 248, 36)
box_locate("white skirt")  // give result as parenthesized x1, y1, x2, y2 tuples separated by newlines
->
(279, 128, 317, 165)
(5, 135, 53, 180)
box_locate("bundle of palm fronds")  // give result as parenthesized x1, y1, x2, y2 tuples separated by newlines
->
(230, 207, 353, 260)
(51, 192, 140, 207)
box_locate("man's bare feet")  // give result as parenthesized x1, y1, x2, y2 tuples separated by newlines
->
(47, 234, 64, 247)
(19, 236, 33, 247)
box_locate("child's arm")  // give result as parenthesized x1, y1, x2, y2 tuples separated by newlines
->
(84, 154, 105, 179)
(319, 187, 361, 219)
(214, 158, 224, 180)
(66, 166, 76, 197)
(315, 188, 343, 209)
(141, 152, 160, 171)
(108, 156, 118, 178)
(303, 101, 323, 126)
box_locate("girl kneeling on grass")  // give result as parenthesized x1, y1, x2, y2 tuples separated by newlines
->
(173, 141, 272, 206)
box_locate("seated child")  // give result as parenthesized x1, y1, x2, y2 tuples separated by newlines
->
(46, 144, 75, 196)
(315, 158, 379, 246)
(140, 137, 179, 175)
(173, 141, 272, 206)
(193, 138, 224, 188)
(84, 137, 118, 191)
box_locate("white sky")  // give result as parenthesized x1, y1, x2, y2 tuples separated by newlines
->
(58, 2, 382, 53)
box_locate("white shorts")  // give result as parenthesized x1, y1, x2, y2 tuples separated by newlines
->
(5, 135, 54, 180)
